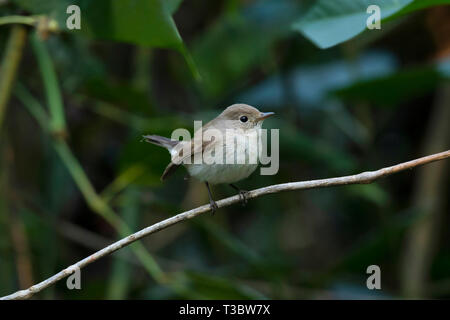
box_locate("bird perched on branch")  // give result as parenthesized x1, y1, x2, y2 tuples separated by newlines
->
(143, 104, 274, 214)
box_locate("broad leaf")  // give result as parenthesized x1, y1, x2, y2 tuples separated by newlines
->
(12, 0, 199, 78)
(13, 0, 183, 48)
(293, 0, 414, 49)
(396, 0, 450, 16)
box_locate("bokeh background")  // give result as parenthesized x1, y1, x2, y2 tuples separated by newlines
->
(0, 0, 449, 299)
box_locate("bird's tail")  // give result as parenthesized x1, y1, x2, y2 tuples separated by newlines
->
(142, 135, 182, 181)
(142, 135, 179, 151)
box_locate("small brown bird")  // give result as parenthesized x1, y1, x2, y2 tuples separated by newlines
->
(143, 104, 274, 213)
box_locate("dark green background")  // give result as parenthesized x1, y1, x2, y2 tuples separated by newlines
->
(0, 0, 449, 299)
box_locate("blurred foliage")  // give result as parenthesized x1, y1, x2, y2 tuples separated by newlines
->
(293, 0, 414, 49)
(333, 64, 447, 106)
(12, 0, 183, 47)
(0, 0, 450, 300)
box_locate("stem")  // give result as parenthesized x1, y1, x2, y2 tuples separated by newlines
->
(0, 25, 27, 130)
(14, 83, 51, 131)
(15, 85, 167, 288)
(179, 43, 202, 82)
(100, 164, 147, 203)
(0, 16, 37, 27)
(30, 32, 67, 135)
(0, 15, 59, 32)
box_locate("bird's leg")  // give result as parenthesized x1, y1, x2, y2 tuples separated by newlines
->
(205, 182, 218, 215)
(229, 184, 249, 206)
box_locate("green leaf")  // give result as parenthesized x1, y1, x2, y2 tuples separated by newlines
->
(292, 0, 414, 49)
(81, 0, 182, 48)
(166, 0, 184, 14)
(13, 0, 182, 48)
(394, 0, 450, 16)
(12, 0, 199, 79)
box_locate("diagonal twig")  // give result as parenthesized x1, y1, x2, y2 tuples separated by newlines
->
(1, 150, 449, 300)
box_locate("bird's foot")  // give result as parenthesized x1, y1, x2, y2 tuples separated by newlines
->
(237, 190, 249, 206)
(229, 184, 250, 206)
(209, 199, 219, 215)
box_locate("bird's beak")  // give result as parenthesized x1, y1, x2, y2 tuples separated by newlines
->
(256, 112, 275, 122)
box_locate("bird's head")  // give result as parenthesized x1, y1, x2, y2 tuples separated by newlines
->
(217, 104, 274, 130)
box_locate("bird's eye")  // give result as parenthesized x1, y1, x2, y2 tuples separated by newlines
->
(240, 116, 248, 123)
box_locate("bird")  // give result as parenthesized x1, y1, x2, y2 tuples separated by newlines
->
(143, 103, 274, 214)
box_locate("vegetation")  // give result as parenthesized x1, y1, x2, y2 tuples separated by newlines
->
(0, 0, 449, 299)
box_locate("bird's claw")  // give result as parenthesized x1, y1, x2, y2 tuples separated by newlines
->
(238, 190, 249, 206)
(209, 200, 218, 215)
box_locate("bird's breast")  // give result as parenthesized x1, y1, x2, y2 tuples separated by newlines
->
(185, 130, 261, 184)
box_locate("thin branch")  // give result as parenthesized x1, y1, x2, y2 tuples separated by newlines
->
(1, 150, 449, 300)
(14, 84, 167, 285)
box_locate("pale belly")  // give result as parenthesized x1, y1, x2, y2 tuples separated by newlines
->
(185, 163, 258, 184)
(181, 129, 261, 184)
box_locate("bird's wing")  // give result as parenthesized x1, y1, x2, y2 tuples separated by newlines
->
(161, 138, 215, 181)
(172, 137, 215, 164)
(171, 120, 220, 165)
(161, 119, 220, 181)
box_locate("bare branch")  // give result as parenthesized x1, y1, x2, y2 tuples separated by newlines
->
(2, 150, 449, 300)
